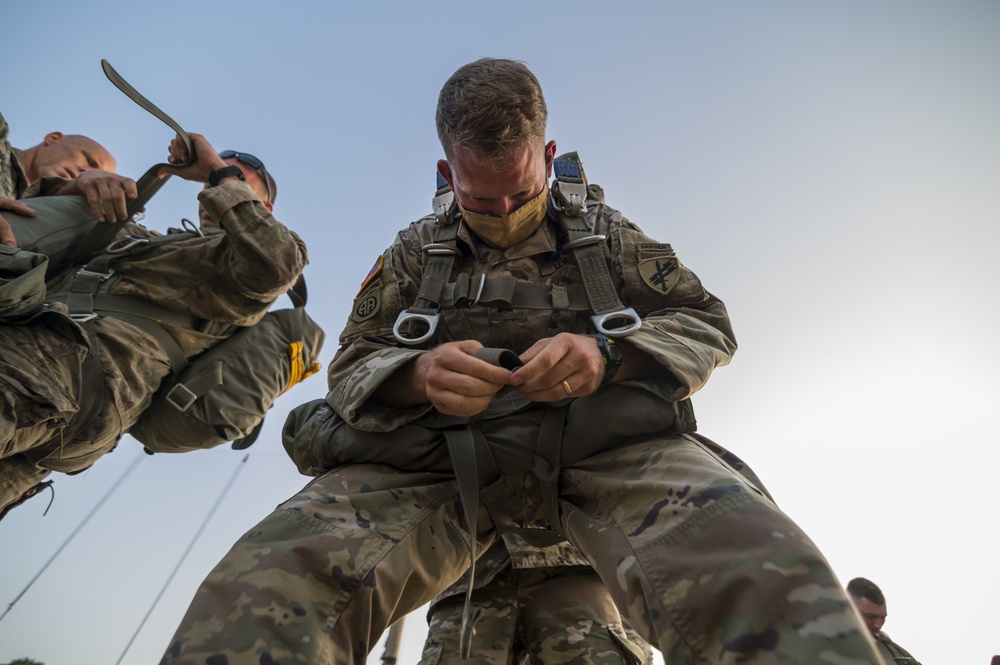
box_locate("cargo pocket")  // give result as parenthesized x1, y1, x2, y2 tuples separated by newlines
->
(0, 245, 48, 321)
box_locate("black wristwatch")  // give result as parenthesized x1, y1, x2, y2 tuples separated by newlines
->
(589, 334, 622, 383)
(207, 164, 246, 187)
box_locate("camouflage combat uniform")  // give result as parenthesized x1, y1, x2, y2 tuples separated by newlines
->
(0, 179, 307, 513)
(0, 112, 29, 199)
(419, 541, 652, 665)
(162, 191, 886, 664)
(875, 631, 922, 665)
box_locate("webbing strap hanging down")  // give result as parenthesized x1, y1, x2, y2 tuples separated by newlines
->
(551, 152, 641, 337)
(442, 347, 573, 659)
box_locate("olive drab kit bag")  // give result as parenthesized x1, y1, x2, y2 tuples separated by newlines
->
(0, 60, 325, 450)
(131, 276, 324, 452)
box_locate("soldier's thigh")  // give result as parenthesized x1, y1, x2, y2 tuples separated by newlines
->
(559, 436, 879, 664)
(0, 323, 84, 458)
(164, 464, 486, 665)
(519, 566, 649, 665)
(420, 573, 519, 665)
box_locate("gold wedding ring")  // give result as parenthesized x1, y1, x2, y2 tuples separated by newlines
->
(561, 380, 573, 396)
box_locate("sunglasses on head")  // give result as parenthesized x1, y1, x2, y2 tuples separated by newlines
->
(218, 150, 275, 204)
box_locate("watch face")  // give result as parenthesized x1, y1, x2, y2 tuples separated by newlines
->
(607, 338, 622, 362)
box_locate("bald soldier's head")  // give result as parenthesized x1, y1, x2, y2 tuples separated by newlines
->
(21, 132, 116, 183)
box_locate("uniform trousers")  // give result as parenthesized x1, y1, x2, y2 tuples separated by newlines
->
(419, 558, 653, 665)
(162, 434, 886, 665)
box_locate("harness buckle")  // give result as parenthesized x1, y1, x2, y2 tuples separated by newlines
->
(70, 313, 98, 323)
(107, 236, 151, 253)
(165, 383, 198, 412)
(592, 308, 642, 337)
(551, 180, 588, 217)
(423, 243, 462, 257)
(564, 234, 607, 251)
(75, 267, 115, 280)
(392, 310, 440, 346)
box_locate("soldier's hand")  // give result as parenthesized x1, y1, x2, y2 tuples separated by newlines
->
(1, 197, 36, 248)
(419, 340, 513, 416)
(71, 170, 138, 223)
(512, 333, 604, 402)
(159, 133, 227, 183)
(1, 214, 15, 247)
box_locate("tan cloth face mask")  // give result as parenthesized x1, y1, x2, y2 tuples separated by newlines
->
(458, 185, 549, 249)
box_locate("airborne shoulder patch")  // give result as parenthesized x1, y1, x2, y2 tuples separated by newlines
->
(352, 287, 381, 322)
(351, 256, 384, 323)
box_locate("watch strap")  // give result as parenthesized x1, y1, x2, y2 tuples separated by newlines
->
(208, 164, 246, 187)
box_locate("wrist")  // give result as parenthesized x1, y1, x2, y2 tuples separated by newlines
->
(588, 334, 622, 384)
(207, 164, 246, 188)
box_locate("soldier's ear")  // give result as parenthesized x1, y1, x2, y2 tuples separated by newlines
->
(544, 140, 557, 178)
(264, 201, 273, 213)
(437, 160, 454, 190)
(43, 132, 65, 146)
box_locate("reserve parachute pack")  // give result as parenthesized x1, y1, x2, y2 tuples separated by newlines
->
(130, 273, 325, 452)
(39, 216, 326, 453)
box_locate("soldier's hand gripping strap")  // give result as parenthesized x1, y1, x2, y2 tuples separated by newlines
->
(551, 153, 641, 336)
(71, 60, 197, 261)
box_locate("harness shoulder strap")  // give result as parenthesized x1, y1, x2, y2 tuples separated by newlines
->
(392, 172, 462, 345)
(551, 152, 641, 337)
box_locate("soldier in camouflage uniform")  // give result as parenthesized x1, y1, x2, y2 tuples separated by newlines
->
(1, 111, 115, 247)
(416, 180, 653, 665)
(847, 578, 923, 665)
(161, 58, 886, 664)
(0, 132, 306, 516)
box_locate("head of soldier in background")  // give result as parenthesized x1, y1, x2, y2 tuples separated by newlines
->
(22, 132, 116, 183)
(198, 150, 277, 228)
(847, 577, 888, 637)
(434, 58, 557, 248)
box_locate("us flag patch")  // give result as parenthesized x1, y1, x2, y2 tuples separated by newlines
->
(357, 255, 383, 296)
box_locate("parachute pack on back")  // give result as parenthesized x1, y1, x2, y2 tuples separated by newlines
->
(130, 274, 325, 452)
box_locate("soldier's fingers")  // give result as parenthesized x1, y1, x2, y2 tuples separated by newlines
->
(0, 197, 35, 217)
(82, 184, 107, 222)
(122, 177, 138, 201)
(1, 214, 18, 248)
(109, 184, 130, 222)
(425, 385, 494, 417)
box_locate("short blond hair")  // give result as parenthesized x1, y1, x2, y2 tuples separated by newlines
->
(436, 58, 547, 167)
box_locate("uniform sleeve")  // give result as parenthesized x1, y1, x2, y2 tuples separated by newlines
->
(325, 224, 435, 432)
(197, 179, 308, 301)
(608, 209, 737, 400)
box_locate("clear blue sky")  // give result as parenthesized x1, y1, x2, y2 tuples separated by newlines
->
(2, 2, 998, 664)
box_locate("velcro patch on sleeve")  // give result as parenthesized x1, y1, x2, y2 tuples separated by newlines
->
(637, 244, 681, 294)
(352, 286, 381, 322)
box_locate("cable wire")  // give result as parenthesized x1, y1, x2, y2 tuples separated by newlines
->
(115, 453, 249, 665)
(0, 450, 146, 624)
